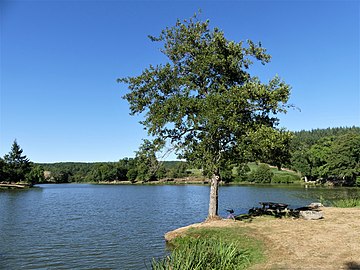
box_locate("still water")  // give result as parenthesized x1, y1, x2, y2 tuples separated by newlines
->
(1, 184, 359, 269)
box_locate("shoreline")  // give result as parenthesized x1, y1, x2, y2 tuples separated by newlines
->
(164, 207, 360, 269)
(34, 180, 360, 188)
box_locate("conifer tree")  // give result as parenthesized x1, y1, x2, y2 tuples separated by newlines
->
(3, 140, 32, 183)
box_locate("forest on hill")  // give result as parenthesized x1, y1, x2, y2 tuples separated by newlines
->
(1, 126, 359, 186)
(289, 126, 359, 185)
(36, 126, 360, 186)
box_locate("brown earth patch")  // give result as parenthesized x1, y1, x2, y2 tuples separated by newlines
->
(165, 207, 360, 270)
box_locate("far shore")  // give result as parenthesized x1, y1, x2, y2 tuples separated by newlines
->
(92, 179, 347, 188)
(32, 179, 359, 188)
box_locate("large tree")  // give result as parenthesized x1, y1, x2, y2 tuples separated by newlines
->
(118, 15, 291, 219)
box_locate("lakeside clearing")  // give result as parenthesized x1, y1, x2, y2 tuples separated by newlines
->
(165, 207, 360, 269)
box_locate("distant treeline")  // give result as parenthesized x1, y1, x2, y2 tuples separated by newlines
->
(38, 160, 190, 183)
(289, 126, 360, 186)
(37, 126, 359, 186)
(1, 126, 359, 186)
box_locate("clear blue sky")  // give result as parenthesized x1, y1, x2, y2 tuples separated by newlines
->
(1, 0, 359, 163)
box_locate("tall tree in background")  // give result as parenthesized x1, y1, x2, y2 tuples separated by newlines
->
(326, 133, 360, 182)
(134, 139, 161, 182)
(290, 128, 360, 184)
(118, 15, 291, 219)
(3, 140, 32, 183)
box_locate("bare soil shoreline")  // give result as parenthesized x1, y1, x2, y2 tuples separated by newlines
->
(165, 207, 360, 269)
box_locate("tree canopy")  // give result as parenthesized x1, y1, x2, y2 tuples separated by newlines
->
(0, 140, 44, 186)
(290, 128, 360, 185)
(118, 14, 292, 219)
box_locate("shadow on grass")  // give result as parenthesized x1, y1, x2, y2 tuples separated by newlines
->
(235, 208, 300, 222)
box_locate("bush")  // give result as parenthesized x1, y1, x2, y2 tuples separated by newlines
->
(151, 238, 252, 270)
(271, 173, 300, 184)
(248, 164, 273, 183)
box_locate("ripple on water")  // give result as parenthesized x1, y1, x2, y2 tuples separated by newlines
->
(1, 184, 359, 269)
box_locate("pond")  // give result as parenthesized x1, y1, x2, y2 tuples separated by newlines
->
(0, 184, 359, 269)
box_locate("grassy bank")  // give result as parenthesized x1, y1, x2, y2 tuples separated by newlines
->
(159, 207, 360, 269)
(152, 227, 264, 269)
(332, 197, 360, 208)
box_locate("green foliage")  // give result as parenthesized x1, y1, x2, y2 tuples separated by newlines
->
(152, 238, 251, 270)
(307, 137, 333, 178)
(234, 163, 251, 182)
(290, 147, 312, 178)
(332, 197, 360, 208)
(134, 139, 162, 182)
(290, 128, 360, 185)
(152, 227, 263, 270)
(220, 166, 234, 183)
(126, 168, 137, 183)
(186, 168, 203, 177)
(271, 173, 300, 184)
(291, 126, 360, 149)
(250, 127, 293, 170)
(234, 163, 300, 184)
(118, 14, 291, 177)
(1, 140, 32, 184)
(0, 140, 47, 186)
(356, 177, 360, 187)
(167, 162, 188, 178)
(326, 133, 360, 180)
(41, 162, 95, 183)
(118, 13, 291, 217)
(37, 160, 193, 183)
(25, 165, 45, 185)
(53, 170, 71, 183)
(248, 164, 273, 183)
(0, 158, 9, 181)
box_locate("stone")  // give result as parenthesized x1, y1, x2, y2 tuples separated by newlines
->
(308, 202, 324, 209)
(299, 210, 324, 220)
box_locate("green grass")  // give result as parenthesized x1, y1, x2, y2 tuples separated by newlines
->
(151, 227, 264, 270)
(332, 197, 360, 208)
(186, 168, 203, 177)
(239, 163, 301, 184)
(186, 163, 301, 184)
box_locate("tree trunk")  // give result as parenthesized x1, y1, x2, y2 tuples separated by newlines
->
(208, 172, 220, 220)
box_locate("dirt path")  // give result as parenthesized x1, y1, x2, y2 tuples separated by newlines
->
(165, 207, 360, 269)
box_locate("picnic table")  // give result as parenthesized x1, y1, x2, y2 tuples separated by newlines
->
(259, 202, 289, 215)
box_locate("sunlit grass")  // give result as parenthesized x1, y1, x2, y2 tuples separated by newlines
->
(151, 227, 264, 270)
(332, 197, 360, 208)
